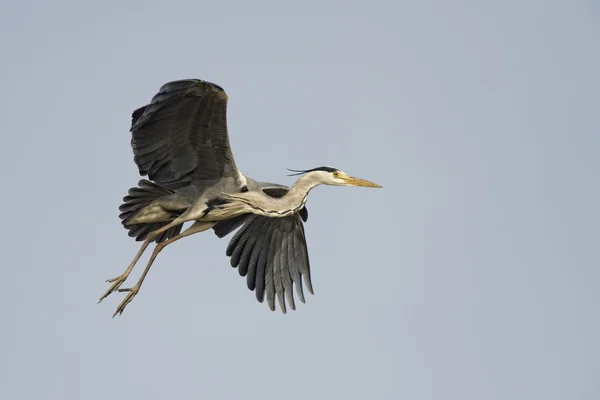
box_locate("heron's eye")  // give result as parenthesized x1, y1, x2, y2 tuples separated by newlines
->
(333, 171, 340, 178)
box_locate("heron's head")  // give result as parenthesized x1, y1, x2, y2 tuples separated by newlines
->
(288, 166, 382, 188)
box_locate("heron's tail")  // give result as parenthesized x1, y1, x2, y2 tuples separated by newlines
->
(118, 180, 182, 242)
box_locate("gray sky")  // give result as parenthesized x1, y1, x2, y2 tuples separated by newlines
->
(1, 0, 599, 399)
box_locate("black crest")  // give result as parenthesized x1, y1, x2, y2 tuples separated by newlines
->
(286, 166, 338, 176)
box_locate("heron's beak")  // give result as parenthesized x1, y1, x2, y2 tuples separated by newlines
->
(342, 175, 383, 188)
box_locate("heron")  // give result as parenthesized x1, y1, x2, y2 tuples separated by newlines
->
(99, 79, 382, 317)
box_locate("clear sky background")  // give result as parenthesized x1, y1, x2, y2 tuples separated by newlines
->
(1, 1, 599, 399)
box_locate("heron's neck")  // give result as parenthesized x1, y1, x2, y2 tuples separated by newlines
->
(253, 174, 321, 217)
(218, 173, 322, 219)
(287, 174, 321, 205)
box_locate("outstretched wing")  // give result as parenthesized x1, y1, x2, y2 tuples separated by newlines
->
(130, 79, 238, 185)
(212, 185, 313, 313)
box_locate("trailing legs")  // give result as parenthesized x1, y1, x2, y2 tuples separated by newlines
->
(98, 220, 180, 303)
(111, 221, 215, 317)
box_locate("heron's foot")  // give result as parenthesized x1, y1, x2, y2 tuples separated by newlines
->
(112, 285, 140, 317)
(98, 273, 129, 303)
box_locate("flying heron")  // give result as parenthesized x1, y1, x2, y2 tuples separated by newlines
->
(99, 79, 382, 317)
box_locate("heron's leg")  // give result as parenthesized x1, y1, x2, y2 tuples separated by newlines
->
(98, 219, 185, 303)
(112, 221, 215, 317)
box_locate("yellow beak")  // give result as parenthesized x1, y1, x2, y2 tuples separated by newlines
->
(342, 175, 383, 188)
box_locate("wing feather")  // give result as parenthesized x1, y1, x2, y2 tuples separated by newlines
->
(272, 225, 286, 313)
(281, 218, 295, 310)
(235, 217, 268, 277)
(245, 220, 266, 291)
(254, 222, 276, 302)
(295, 221, 314, 295)
(265, 230, 278, 311)
(226, 217, 254, 257)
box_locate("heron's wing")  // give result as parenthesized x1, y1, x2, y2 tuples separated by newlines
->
(130, 79, 238, 185)
(212, 184, 312, 313)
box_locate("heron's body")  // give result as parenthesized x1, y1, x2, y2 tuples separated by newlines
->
(123, 176, 246, 226)
(99, 79, 381, 317)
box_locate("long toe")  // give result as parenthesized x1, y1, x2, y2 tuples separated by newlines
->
(98, 277, 127, 303)
(112, 286, 140, 317)
(107, 275, 125, 283)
